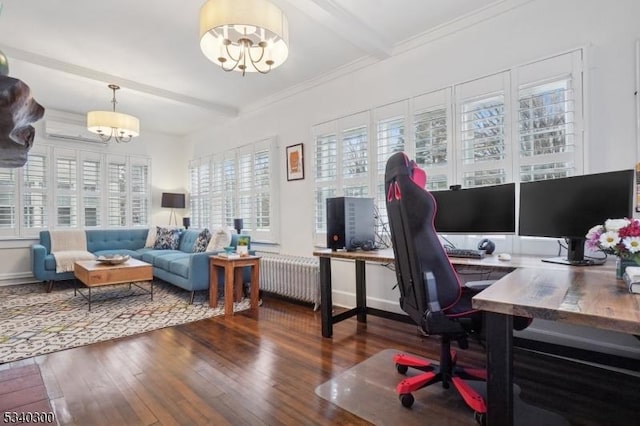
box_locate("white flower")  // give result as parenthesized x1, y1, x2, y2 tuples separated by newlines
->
(623, 237, 640, 253)
(586, 224, 603, 239)
(599, 231, 621, 248)
(605, 218, 630, 232)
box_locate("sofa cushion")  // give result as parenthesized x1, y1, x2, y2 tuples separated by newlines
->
(86, 228, 148, 252)
(154, 253, 190, 271)
(141, 249, 182, 265)
(178, 229, 201, 253)
(193, 228, 211, 253)
(153, 227, 180, 250)
(168, 257, 190, 279)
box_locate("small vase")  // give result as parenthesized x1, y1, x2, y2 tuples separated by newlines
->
(615, 257, 637, 280)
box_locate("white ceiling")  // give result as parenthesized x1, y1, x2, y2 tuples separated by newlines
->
(0, 0, 509, 137)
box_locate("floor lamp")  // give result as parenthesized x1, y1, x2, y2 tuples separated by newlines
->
(161, 192, 185, 226)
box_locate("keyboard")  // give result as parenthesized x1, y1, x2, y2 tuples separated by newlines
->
(445, 247, 485, 259)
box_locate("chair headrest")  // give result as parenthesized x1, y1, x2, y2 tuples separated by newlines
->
(385, 152, 427, 188)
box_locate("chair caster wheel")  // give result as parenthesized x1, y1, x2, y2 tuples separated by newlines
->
(399, 393, 414, 408)
(474, 411, 486, 426)
(396, 363, 408, 374)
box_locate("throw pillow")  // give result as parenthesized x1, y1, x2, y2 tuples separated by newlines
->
(153, 226, 180, 250)
(193, 228, 212, 253)
(144, 225, 157, 248)
(206, 226, 232, 252)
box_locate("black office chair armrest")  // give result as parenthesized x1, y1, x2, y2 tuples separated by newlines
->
(464, 280, 494, 291)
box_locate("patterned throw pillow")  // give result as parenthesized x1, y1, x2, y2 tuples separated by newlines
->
(193, 228, 211, 253)
(153, 226, 180, 250)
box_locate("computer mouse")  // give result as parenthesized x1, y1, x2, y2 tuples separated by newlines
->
(497, 253, 511, 261)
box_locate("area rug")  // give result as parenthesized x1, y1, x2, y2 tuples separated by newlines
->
(0, 280, 251, 364)
(315, 348, 567, 426)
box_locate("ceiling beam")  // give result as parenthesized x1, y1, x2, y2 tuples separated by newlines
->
(276, 0, 393, 59)
(0, 44, 238, 117)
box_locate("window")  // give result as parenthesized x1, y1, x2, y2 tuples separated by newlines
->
(23, 151, 48, 231)
(107, 158, 127, 227)
(0, 169, 15, 232)
(0, 146, 150, 237)
(312, 50, 583, 246)
(188, 138, 277, 242)
(456, 72, 510, 187)
(81, 154, 101, 227)
(55, 155, 77, 227)
(313, 111, 370, 243)
(516, 50, 582, 181)
(130, 160, 150, 226)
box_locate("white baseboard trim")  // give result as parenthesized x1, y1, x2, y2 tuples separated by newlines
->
(0, 272, 38, 287)
(332, 290, 404, 315)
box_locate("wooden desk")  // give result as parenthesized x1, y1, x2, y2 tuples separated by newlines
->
(473, 266, 640, 426)
(209, 255, 261, 316)
(312, 248, 559, 338)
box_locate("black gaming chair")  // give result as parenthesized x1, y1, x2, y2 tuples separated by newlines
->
(384, 152, 529, 421)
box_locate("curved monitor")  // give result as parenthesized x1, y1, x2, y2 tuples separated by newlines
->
(430, 183, 516, 234)
(519, 169, 634, 264)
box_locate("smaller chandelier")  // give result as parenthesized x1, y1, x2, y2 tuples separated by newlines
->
(87, 84, 139, 143)
(199, 0, 289, 76)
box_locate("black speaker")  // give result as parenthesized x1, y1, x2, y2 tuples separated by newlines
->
(478, 238, 496, 254)
(326, 197, 375, 251)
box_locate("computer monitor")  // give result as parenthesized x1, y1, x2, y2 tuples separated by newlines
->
(518, 169, 634, 265)
(430, 183, 516, 234)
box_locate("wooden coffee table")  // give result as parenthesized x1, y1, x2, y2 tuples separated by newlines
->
(74, 258, 153, 311)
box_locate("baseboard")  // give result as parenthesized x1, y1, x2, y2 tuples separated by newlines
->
(0, 272, 37, 287)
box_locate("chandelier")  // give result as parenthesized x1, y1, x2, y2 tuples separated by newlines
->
(199, 0, 289, 76)
(86, 84, 139, 143)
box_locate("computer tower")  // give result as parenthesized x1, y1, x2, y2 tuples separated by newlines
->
(326, 197, 375, 251)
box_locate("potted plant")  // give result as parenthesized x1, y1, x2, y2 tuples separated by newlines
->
(237, 235, 250, 256)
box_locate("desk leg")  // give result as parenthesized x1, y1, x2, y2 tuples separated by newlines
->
(250, 262, 260, 310)
(209, 265, 219, 308)
(320, 257, 333, 338)
(485, 312, 514, 426)
(355, 259, 366, 323)
(224, 265, 234, 316)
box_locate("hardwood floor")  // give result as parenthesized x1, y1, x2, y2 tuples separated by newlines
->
(1, 296, 639, 425)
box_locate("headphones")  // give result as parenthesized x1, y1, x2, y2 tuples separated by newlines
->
(477, 238, 496, 254)
(351, 239, 376, 251)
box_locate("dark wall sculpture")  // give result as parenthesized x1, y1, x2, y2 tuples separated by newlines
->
(0, 75, 45, 167)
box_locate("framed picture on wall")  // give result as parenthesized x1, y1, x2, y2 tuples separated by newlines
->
(286, 143, 304, 181)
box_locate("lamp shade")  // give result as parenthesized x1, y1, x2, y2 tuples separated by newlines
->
(161, 192, 185, 208)
(182, 217, 191, 229)
(233, 218, 244, 234)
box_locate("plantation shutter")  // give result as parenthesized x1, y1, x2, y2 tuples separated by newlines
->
(107, 156, 127, 227)
(313, 121, 338, 242)
(456, 72, 511, 187)
(515, 50, 583, 182)
(130, 157, 150, 226)
(0, 168, 16, 235)
(81, 153, 101, 227)
(54, 151, 78, 227)
(374, 101, 407, 237)
(253, 143, 272, 235)
(23, 150, 48, 232)
(413, 89, 453, 191)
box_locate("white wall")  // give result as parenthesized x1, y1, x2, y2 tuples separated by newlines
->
(0, 109, 189, 285)
(187, 0, 640, 357)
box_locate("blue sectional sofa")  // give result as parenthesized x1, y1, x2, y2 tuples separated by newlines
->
(31, 228, 251, 303)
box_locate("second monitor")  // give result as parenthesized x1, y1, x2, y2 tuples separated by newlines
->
(430, 183, 516, 234)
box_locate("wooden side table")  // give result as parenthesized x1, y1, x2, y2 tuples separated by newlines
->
(209, 255, 261, 316)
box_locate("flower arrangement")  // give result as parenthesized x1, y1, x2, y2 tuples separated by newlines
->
(586, 218, 640, 262)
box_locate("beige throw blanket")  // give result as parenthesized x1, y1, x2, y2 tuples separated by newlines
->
(50, 230, 95, 273)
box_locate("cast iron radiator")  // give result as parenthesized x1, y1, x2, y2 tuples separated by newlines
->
(258, 253, 320, 310)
